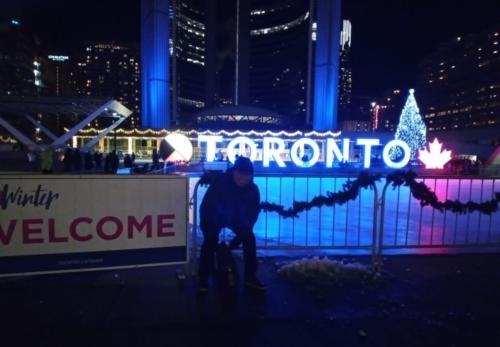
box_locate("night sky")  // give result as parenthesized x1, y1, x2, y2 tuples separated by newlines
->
(1, 0, 499, 97)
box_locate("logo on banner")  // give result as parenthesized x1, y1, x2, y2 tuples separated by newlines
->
(1, 184, 59, 210)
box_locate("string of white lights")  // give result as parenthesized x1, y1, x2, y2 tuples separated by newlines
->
(0, 135, 17, 143)
(73, 128, 342, 138)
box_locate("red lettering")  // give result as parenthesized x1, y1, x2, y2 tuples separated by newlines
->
(96, 216, 123, 240)
(157, 214, 175, 237)
(127, 215, 152, 239)
(70, 217, 93, 242)
(48, 218, 68, 243)
(22, 219, 44, 244)
(0, 220, 17, 245)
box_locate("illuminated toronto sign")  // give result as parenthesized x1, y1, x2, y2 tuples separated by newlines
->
(194, 135, 414, 169)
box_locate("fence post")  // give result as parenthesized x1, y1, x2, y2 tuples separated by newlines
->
(189, 180, 201, 276)
(375, 181, 391, 272)
(371, 182, 379, 271)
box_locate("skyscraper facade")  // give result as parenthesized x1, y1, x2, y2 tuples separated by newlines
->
(46, 55, 72, 97)
(140, 0, 342, 130)
(73, 42, 140, 128)
(418, 26, 500, 131)
(339, 19, 352, 120)
(0, 19, 50, 97)
(172, 0, 208, 126)
(247, 0, 310, 128)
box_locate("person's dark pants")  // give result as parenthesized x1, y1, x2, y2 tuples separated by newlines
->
(199, 225, 257, 281)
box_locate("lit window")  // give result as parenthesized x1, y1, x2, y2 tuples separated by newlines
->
(251, 12, 309, 36)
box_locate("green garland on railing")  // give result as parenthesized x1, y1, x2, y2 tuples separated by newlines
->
(198, 170, 381, 218)
(260, 171, 381, 218)
(197, 170, 500, 218)
(386, 170, 500, 215)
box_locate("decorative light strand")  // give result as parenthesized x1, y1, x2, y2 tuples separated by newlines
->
(0, 136, 17, 144)
(73, 127, 342, 138)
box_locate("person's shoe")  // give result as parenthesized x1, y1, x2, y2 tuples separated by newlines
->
(198, 277, 209, 292)
(245, 277, 267, 291)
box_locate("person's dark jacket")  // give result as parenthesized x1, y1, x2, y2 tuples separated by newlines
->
(200, 168, 260, 231)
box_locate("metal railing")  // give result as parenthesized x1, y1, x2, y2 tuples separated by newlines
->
(189, 175, 380, 271)
(375, 177, 500, 265)
(189, 175, 500, 272)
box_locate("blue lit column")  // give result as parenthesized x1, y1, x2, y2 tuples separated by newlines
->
(313, 0, 341, 131)
(141, 0, 170, 129)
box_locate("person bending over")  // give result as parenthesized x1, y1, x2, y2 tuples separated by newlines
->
(198, 156, 265, 291)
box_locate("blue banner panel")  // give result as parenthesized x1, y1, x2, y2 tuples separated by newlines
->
(0, 246, 186, 275)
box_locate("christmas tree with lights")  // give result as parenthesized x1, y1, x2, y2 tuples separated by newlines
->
(392, 89, 427, 160)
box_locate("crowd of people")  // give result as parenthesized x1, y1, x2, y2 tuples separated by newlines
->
(21, 144, 174, 174)
(62, 148, 120, 173)
(24, 147, 145, 174)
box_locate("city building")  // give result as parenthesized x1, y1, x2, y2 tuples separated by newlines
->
(46, 55, 73, 97)
(0, 19, 65, 140)
(344, 94, 372, 130)
(193, 105, 284, 130)
(73, 42, 141, 128)
(142, 0, 209, 129)
(371, 89, 405, 132)
(141, 0, 342, 130)
(0, 19, 51, 97)
(339, 19, 352, 120)
(172, 0, 208, 126)
(247, 0, 310, 128)
(346, 89, 405, 133)
(341, 119, 371, 133)
(418, 26, 500, 131)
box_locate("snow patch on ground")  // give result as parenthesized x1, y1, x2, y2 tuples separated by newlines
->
(277, 257, 377, 292)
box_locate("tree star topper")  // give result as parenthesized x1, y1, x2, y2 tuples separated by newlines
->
(418, 138, 452, 169)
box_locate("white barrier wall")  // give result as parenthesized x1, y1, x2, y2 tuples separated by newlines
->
(0, 175, 188, 276)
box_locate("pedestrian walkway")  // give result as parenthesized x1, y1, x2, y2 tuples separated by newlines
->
(1, 253, 499, 346)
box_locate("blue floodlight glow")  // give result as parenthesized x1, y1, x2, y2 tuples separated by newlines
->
(313, 0, 342, 131)
(141, 0, 170, 129)
(383, 140, 411, 168)
(262, 137, 286, 168)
